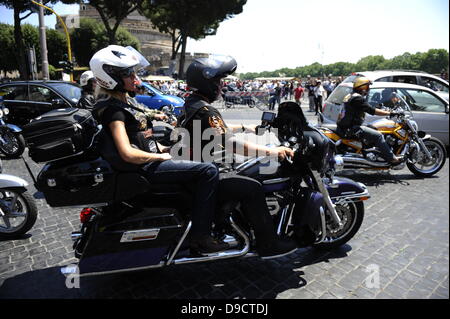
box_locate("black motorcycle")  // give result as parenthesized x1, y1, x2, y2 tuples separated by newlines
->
(27, 102, 369, 277)
(0, 101, 26, 159)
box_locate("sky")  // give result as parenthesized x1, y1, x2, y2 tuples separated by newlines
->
(0, 0, 448, 74)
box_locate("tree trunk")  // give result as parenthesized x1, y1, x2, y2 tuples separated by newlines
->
(13, 7, 28, 80)
(178, 33, 188, 79)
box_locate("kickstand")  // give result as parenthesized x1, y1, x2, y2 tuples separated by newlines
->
(20, 156, 37, 185)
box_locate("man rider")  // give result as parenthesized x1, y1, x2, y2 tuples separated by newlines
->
(336, 77, 403, 164)
(77, 70, 97, 110)
(178, 55, 298, 259)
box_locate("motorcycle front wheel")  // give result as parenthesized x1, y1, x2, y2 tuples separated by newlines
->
(406, 137, 447, 177)
(0, 128, 26, 159)
(0, 188, 38, 238)
(314, 200, 364, 250)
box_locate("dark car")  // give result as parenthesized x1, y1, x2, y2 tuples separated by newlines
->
(0, 81, 82, 126)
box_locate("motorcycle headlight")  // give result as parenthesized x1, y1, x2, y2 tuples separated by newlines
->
(0, 109, 3, 118)
(3, 107, 8, 115)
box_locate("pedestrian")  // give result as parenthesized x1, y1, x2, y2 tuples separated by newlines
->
(294, 83, 304, 105)
(314, 79, 325, 115)
(305, 79, 316, 112)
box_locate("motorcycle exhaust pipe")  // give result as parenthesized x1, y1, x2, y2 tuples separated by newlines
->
(341, 156, 389, 168)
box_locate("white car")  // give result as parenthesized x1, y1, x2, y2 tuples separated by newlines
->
(319, 82, 450, 146)
(343, 70, 449, 101)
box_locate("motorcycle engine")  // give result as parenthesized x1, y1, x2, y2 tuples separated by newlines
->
(385, 135, 397, 146)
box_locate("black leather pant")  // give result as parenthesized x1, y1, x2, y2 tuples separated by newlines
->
(216, 173, 278, 244)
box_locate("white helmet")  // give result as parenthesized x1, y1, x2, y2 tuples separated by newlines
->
(89, 45, 140, 91)
(79, 70, 95, 87)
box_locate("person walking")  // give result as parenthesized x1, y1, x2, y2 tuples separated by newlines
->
(305, 79, 316, 112)
(314, 79, 325, 115)
(294, 83, 304, 105)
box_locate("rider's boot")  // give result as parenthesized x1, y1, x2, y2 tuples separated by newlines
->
(190, 235, 230, 255)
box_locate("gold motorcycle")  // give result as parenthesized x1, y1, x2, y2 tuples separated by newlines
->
(318, 93, 447, 177)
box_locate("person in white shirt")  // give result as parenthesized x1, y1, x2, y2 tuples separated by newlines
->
(314, 79, 325, 115)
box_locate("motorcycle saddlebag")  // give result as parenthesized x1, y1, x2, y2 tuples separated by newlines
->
(22, 108, 97, 163)
(35, 155, 116, 207)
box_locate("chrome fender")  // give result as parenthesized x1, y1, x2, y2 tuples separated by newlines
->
(0, 174, 29, 188)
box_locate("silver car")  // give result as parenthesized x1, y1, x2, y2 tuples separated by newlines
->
(343, 70, 449, 101)
(319, 82, 450, 146)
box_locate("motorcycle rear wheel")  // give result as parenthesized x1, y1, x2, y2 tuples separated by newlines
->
(0, 188, 38, 238)
(314, 200, 364, 250)
(406, 137, 447, 177)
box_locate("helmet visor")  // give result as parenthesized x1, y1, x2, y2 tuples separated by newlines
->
(201, 55, 237, 79)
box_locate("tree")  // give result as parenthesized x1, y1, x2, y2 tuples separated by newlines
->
(420, 49, 449, 74)
(0, 0, 78, 79)
(141, 0, 247, 78)
(0, 23, 16, 75)
(71, 17, 140, 67)
(81, 0, 142, 45)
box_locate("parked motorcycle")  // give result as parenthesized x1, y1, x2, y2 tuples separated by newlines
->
(317, 93, 447, 177)
(0, 169, 38, 238)
(22, 101, 369, 277)
(0, 101, 26, 159)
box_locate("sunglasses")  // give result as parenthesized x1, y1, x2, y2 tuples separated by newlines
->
(117, 67, 136, 78)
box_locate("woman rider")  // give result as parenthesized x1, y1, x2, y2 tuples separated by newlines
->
(89, 45, 228, 255)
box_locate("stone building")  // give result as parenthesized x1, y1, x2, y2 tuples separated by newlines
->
(56, 3, 209, 76)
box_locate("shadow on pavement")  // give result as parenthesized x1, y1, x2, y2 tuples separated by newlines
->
(0, 246, 352, 299)
(336, 170, 437, 187)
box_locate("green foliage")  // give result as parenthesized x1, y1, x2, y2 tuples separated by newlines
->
(141, 0, 246, 77)
(0, 23, 16, 74)
(240, 49, 449, 80)
(70, 17, 140, 67)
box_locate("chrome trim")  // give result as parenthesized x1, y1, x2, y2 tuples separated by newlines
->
(331, 189, 371, 203)
(66, 261, 166, 278)
(166, 221, 192, 265)
(314, 207, 327, 244)
(262, 177, 290, 185)
(276, 206, 289, 235)
(120, 228, 160, 243)
(311, 170, 343, 228)
(171, 216, 250, 265)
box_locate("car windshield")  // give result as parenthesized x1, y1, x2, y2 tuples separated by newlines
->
(46, 82, 81, 103)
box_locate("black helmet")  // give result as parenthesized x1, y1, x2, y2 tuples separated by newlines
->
(186, 55, 237, 102)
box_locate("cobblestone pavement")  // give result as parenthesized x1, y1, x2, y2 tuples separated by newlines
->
(0, 102, 448, 299)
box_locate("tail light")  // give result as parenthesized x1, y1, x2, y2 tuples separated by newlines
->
(80, 208, 95, 224)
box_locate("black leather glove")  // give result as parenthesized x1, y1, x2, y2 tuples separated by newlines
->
(389, 111, 400, 118)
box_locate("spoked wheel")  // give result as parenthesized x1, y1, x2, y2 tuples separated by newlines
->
(0, 129, 26, 159)
(314, 200, 364, 250)
(407, 137, 447, 177)
(0, 188, 38, 238)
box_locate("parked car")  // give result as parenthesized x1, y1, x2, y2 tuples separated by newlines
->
(0, 81, 81, 126)
(319, 82, 449, 146)
(342, 70, 449, 101)
(135, 82, 184, 116)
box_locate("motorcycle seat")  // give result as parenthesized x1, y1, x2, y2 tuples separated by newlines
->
(321, 123, 340, 134)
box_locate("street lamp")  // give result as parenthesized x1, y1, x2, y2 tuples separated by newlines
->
(31, 0, 74, 82)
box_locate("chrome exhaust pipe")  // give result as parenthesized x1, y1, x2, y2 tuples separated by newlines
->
(171, 217, 251, 265)
(341, 156, 389, 168)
